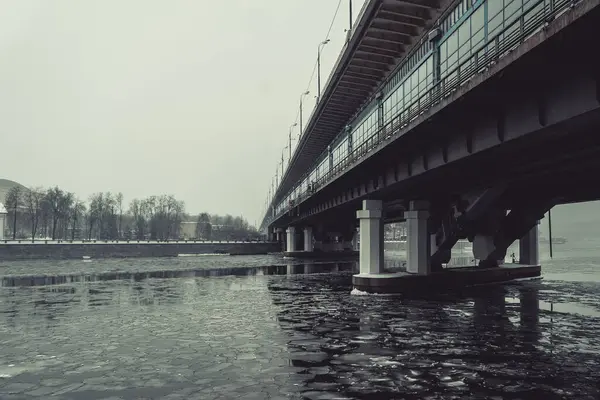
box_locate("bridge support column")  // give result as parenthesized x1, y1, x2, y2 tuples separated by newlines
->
(519, 221, 540, 265)
(286, 226, 297, 253)
(356, 200, 384, 275)
(473, 235, 497, 263)
(303, 227, 313, 252)
(275, 228, 285, 251)
(352, 228, 359, 251)
(405, 202, 431, 275)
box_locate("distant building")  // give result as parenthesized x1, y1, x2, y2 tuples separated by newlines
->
(0, 179, 28, 240)
(0, 202, 6, 240)
(180, 221, 197, 239)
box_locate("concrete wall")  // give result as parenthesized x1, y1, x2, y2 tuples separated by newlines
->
(0, 242, 280, 261)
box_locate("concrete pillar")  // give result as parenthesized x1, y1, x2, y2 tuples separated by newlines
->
(328, 145, 334, 172)
(303, 227, 313, 252)
(405, 209, 431, 275)
(352, 228, 359, 251)
(430, 233, 438, 256)
(473, 235, 496, 261)
(519, 222, 540, 265)
(286, 226, 296, 253)
(356, 200, 384, 275)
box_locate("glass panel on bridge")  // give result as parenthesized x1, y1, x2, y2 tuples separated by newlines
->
(269, 0, 575, 222)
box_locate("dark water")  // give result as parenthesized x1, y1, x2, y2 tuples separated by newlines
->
(1, 246, 600, 398)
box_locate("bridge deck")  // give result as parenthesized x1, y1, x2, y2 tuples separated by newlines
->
(263, 0, 599, 230)
(275, 0, 449, 206)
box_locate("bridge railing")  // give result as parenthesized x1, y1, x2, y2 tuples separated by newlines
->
(0, 239, 275, 245)
(263, 0, 580, 227)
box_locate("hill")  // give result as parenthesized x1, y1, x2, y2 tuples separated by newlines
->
(0, 179, 28, 205)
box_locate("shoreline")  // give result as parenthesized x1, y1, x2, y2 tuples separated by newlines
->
(0, 241, 280, 261)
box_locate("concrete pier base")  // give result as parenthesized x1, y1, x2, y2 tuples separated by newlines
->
(352, 264, 541, 294)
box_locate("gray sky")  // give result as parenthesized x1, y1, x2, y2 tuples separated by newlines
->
(0, 0, 365, 225)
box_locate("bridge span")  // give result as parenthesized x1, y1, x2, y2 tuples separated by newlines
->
(261, 0, 600, 292)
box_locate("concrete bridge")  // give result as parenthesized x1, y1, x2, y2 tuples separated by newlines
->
(261, 0, 600, 292)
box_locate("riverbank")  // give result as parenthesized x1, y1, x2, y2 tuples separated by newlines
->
(0, 241, 280, 261)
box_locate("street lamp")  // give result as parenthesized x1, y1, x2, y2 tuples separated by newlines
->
(348, 0, 353, 40)
(288, 122, 298, 161)
(281, 147, 286, 178)
(317, 39, 330, 103)
(299, 91, 310, 138)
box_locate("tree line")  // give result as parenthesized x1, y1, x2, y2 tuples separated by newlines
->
(194, 212, 258, 241)
(3, 185, 258, 241)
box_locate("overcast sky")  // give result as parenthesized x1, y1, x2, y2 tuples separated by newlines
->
(0, 0, 365, 225)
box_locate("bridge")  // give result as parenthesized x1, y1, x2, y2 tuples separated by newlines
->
(260, 0, 600, 292)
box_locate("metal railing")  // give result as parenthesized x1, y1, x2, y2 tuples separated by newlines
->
(0, 239, 275, 245)
(263, 0, 581, 228)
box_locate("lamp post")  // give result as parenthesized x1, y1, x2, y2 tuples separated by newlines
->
(288, 122, 298, 161)
(281, 148, 286, 178)
(317, 39, 330, 103)
(299, 91, 310, 138)
(349, 0, 353, 37)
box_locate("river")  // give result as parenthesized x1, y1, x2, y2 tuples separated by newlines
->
(1, 213, 600, 399)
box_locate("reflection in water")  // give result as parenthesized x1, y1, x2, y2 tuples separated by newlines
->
(268, 278, 600, 399)
(0, 262, 357, 288)
(0, 258, 599, 399)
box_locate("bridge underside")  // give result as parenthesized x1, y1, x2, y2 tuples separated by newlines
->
(277, 0, 451, 202)
(268, 3, 600, 292)
(272, 3, 600, 230)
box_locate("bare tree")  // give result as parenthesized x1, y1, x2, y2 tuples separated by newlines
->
(128, 199, 145, 240)
(40, 198, 51, 238)
(116, 192, 124, 239)
(69, 200, 86, 240)
(59, 192, 74, 239)
(4, 186, 23, 240)
(196, 213, 211, 240)
(45, 186, 65, 240)
(87, 193, 103, 240)
(24, 187, 44, 240)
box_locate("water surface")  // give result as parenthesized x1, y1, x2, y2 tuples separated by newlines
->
(0, 249, 599, 399)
